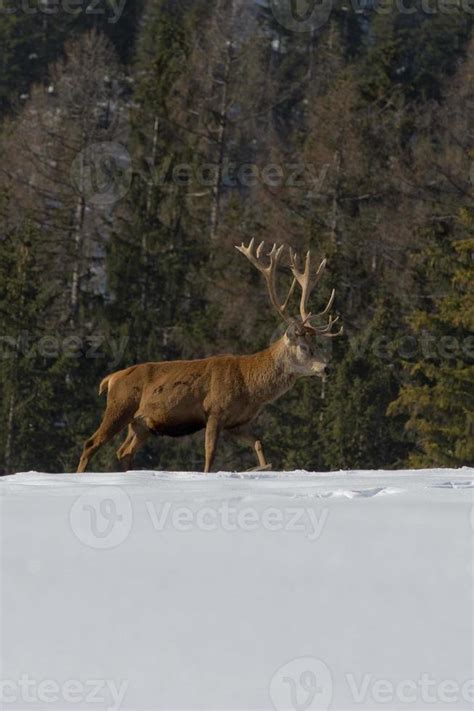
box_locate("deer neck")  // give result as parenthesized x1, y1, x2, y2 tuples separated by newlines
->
(241, 337, 297, 405)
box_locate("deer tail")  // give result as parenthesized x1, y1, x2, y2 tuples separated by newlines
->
(99, 374, 113, 396)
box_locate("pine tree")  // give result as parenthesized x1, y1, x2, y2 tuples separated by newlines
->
(363, 3, 471, 103)
(0, 5, 142, 115)
(0, 213, 60, 473)
(389, 211, 474, 467)
(320, 303, 412, 470)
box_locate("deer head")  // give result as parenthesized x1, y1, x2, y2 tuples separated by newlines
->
(236, 239, 343, 378)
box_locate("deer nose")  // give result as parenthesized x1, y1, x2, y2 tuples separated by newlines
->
(324, 363, 333, 377)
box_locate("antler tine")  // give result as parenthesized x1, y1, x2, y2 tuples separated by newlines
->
(268, 242, 285, 264)
(236, 238, 256, 261)
(322, 324, 344, 338)
(313, 315, 344, 339)
(235, 239, 291, 324)
(266, 243, 289, 321)
(282, 278, 297, 312)
(290, 248, 313, 322)
(314, 314, 339, 333)
(315, 257, 327, 284)
(315, 288, 335, 319)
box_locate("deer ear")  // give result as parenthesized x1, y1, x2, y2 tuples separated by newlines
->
(285, 322, 302, 344)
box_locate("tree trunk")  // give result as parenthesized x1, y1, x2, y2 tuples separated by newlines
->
(209, 0, 236, 241)
(4, 389, 16, 474)
(329, 151, 341, 245)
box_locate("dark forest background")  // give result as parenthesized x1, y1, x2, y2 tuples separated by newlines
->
(0, 0, 472, 473)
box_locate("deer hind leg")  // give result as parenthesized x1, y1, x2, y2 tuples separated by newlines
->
(116, 420, 149, 472)
(77, 406, 132, 474)
(228, 425, 271, 471)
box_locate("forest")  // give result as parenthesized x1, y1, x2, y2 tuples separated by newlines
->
(0, 0, 472, 474)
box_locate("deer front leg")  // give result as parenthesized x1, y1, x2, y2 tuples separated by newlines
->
(228, 425, 271, 470)
(204, 416, 220, 473)
(116, 426, 135, 470)
(254, 439, 268, 469)
(116, 421, 149, 472)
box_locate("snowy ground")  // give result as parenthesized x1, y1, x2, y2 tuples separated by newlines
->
(1, 468, 473, 711)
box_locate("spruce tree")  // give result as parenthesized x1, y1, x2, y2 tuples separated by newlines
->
(389, 211, 474, 467)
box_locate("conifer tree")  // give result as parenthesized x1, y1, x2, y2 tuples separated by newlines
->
(389, 211, 474, 467)
(319, 304, 411, 470)
(363, 3, 471, 103)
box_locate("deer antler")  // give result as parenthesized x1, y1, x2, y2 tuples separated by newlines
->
(237, 239, 343, 338)
(289, 250, 311, 322)
(289, 248, 342, 338)
(236, 239, 294, 324)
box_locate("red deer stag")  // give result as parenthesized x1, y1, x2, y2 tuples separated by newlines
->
(77, 241, 342, 473)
